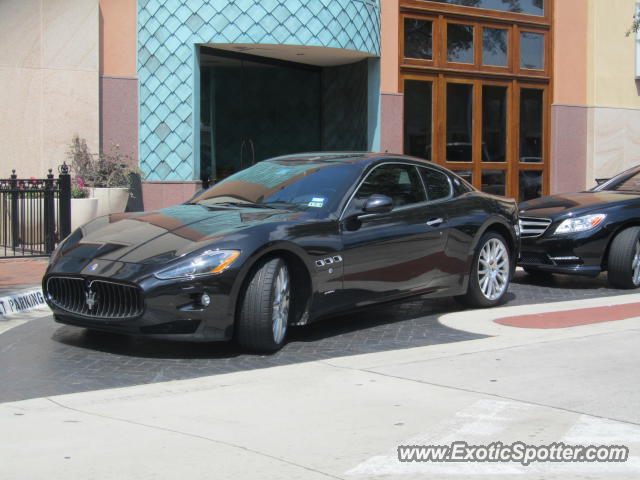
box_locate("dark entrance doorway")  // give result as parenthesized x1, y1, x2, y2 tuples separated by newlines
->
(200, 47, 323, 186)
(199, 47, 371, 187)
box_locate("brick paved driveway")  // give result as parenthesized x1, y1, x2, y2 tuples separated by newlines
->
(0, 271, 633, 403)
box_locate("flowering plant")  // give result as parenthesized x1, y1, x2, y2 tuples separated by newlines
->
(71, 177, 90, 199)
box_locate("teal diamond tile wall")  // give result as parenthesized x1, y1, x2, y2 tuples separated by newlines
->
(138, 0, 381, 181)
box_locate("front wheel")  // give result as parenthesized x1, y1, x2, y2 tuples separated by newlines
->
(236, 258, 291, 353)
(607, 227, 640, 289)
(457, 232, 511, 308)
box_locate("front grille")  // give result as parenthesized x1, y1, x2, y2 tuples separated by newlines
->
(519, 252, 552, 265)
(519, 216, 552, 238)
(46, 277, 144, 319)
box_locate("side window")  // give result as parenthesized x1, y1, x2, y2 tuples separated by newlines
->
(420, 168, 452, 201)
(352, 164, 426, 210)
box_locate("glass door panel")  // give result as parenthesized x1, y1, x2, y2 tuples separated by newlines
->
(404, 79, 433, 160)
(482, 85, 507, 163)
(519, 88, 544, 163)
(446, 82, 474, 162)
(481, 169, 506, 196)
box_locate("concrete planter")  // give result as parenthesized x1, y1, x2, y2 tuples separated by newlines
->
(90, 187, 129, 217)
(71, 197, 99, 231)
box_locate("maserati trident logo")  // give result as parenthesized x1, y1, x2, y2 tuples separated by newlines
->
(85, 288, 97, 310)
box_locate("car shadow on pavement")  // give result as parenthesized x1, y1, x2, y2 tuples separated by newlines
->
(50, 294, 485, 361)
(512, 270, 617, 290)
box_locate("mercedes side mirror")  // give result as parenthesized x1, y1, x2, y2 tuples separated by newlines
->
(363, 194, 393, 215)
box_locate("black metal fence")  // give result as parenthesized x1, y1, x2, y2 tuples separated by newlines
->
(0, 165, 71, 258)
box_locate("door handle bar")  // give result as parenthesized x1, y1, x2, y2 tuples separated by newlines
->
(426, 218, 445, 227)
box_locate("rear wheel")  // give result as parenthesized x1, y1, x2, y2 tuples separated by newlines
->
(607, 227, 640, 289)
(458, 232, 511, 308)
(236, 258, 291, 353)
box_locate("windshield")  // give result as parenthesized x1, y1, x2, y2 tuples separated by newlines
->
(191, 159, 361, 212)
(595, 168, 640, 193)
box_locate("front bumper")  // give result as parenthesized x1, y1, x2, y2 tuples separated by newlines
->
(518, 229, 610, 277)
(44, 256, 238, 341)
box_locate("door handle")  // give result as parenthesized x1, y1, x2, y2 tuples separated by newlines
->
(426, 218, 445, 227)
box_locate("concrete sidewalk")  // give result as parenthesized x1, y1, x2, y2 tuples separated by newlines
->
(1, 294, 639, 480)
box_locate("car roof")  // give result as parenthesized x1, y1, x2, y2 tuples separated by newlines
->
(267, 152, 442, 169)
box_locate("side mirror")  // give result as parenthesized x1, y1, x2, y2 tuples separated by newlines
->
(363, 194, 393, 215)
(595, 178, 610, 186)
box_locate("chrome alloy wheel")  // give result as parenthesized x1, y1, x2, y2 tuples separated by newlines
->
(477, 238, 509, 301)
(271, 265, 290, 344)
(632, 241, 640, 286)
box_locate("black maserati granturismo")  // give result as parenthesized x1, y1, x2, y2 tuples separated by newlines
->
(519, 164, 640, 288)
(44, 153, 519, 352)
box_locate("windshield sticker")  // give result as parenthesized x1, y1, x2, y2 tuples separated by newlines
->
(308, 197, 326, 208)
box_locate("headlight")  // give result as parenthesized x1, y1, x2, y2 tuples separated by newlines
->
(154, 250, 240, 280)
(555, 214, 606, 235)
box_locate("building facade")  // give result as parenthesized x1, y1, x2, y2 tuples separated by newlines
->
(1, 0, 639, 210)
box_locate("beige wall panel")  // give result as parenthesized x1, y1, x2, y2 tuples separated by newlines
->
(43, 0, 99, 71)
(589, 106, 640, 183)
(0, 66, 42, 176)
(42, 69, 99, 171)
(380, 0, 399, 93)
(0, 0, 41, 69)
(588, 0, 640, 108)
(0, 0, 99, 177)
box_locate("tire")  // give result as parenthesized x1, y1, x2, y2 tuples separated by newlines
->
(523, 267, 553, 279)
(607, 227, 640, 289)
(457, 232, 511, 308)
(236, 258, 291, 353)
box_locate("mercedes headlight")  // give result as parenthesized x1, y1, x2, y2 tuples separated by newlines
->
(154, 250, 240, 280)
(555, 214, 606, 235)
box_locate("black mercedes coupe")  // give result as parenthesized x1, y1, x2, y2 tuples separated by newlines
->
(44, 153, 518, 352)
(519, 164, 640, 288)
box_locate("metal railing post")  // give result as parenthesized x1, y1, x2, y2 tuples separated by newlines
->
(44, 169, 55, 253)
(58, 162, 71, 241)
(9, 170, 19, 248)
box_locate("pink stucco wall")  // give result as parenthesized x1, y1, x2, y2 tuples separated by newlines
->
(551, 105, 588, 194)
(100, 76, 138, 162)
(142, 181, 203, 211)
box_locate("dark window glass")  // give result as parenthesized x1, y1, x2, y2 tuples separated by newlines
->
(481, 170, 506, 196)
(482, 86, 507, 163)
(519, 170, 543, 201)
(353, 164, 426, 209)
(430, 0, 544, 16)
(520, 88, 544, 163)
(404, 80, 433, 159)
(420, 168, 452, 201)
(520, 32, 545, 70)
(446, 83, 473, 162)
(483, 28, 508, 66)
(454, 170, 473, 185)
(404, 18, 433, 60)
(447, 24, 474, 64)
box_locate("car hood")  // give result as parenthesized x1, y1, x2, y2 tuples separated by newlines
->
(60, 204, 307, 264)
(519, 191, 640, 218)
